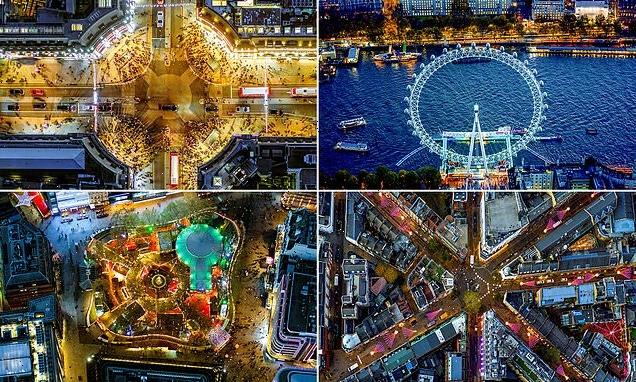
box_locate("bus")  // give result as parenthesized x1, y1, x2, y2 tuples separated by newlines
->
(238, 86, 270, 98)
(290, 87, 317, 97)
(169, 152, 179, 188)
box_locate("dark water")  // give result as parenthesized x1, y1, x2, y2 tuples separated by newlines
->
(319, 47, 636, 175)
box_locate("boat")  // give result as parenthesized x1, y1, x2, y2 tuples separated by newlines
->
(334, 141, 369, 152)
(373, 43, 421, 63)
(338, 117, 366, 130)
(453, 55, 492, 64)
(586, 127, 598, 135)
(536, 135, 563, 142)
(341, 47, 360, 66)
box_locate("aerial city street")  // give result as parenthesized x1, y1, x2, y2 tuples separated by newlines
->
(0, 0, 317, 190)
(320, 191, 636, 381)
(319, 0, 636, 190)
(0, 191, 317, 381)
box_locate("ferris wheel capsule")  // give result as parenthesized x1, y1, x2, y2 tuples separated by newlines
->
(524, 60, 529, 66)
(456, 43, 461, 49)
(542, 92, 547, 98)
(403, 97, 410, 103)
(407, 85, 412, 91)
(443, 48, 448, 54)
(486, 43, 491, 49)
(430, 54, 436, 61)
(471, 42, 476, 48)
(512, 52, 517, 58)
(404, 109, 410, 115)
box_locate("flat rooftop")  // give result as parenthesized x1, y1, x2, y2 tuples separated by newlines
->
(0, 342, 32, 378)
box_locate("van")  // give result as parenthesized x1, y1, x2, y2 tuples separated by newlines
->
(347, 363, 359, 372)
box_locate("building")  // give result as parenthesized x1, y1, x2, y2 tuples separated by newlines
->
(532, 0, 565, 19)
(273, 367, 316, 382)
(401, 0, 449, 16)
(0, 134, 129, 190)
(336, 0, 384, 13)
(87, 355, 225, 382)
(519, 170, 554, 190)
(0, 295, 63, 382)
(537, 277, 622, 307)
(341, 255, 370, 320)
(268, 209, 317, 364)
(198, 136, 317, 190)
(481, 310, 559, 382)
(0, 0, 131, 57)
(0, 214, 55, 310)
(445, 352, 464, 382)
(318, 192, 334, 234)
(617, 0, 636, 20)
(612, 192, 635, 234)
(268, 265, 317, 363)
(575, 0, 609, 17)
(468, 0, 513, 14)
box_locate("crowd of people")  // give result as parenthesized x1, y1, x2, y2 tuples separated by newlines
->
(179, 118, 225, 189)
(0, 58, 94, 86)
(97, 115, 169, 181)
(180, 22, 315, 86)
(100, 31, 151, 84)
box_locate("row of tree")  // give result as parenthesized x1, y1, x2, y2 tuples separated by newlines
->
(320, 166, 442, 189)
(320, 8, 634, 41)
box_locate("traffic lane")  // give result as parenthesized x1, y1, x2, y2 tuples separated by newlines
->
(0, 86, 124, 98)
(152, 5, 166, 39)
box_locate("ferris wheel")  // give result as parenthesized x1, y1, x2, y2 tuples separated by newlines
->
(403, 43, 548, 174)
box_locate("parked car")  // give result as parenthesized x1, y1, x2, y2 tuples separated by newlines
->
(160, 103, 178, 111)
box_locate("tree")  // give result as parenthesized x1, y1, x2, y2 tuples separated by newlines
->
(334, 169, 353, 189)
(535, 343, 561, 366)
(417, 166, 442, 189)
(375, 262, 400, 284)
(462, 290, 482, 314)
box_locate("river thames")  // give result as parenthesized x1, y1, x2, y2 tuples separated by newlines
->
(319, 46, 636, 175)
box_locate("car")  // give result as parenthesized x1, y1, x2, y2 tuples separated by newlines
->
(9, 89, 24, 96)
(157, 11, 164, 28)
(33, 102, 46, 110)
(98, 103, 112, 112)
(80, 104, 96, 111)
(160, 104, 177, 111)
(30, 89, 45, 97)
(235, 106, 250, 113)
(205, 104, 218, 112)
(7, 104, 19, 111)
(57, 104, 71, 111)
